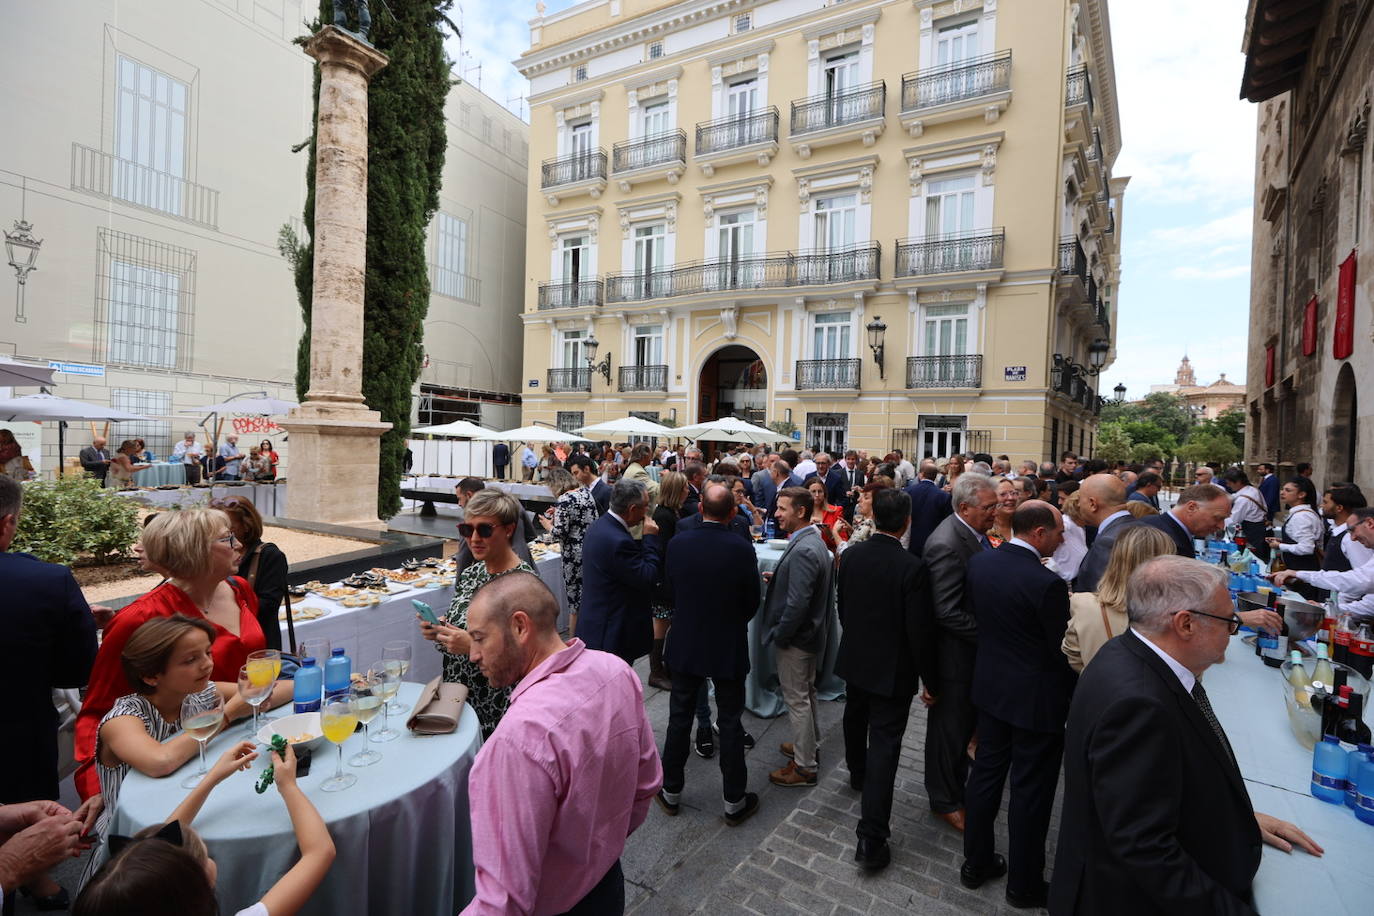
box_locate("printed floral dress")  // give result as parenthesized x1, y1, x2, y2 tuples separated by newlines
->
(551, 486, 599, 618)
(441, 559, 535, 737)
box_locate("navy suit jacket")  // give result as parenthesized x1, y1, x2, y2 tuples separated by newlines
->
(1258, 474, 1279, 522)
(578, 514, 661, 662)
(1074, 513, 1141, 593)
(492, 442, 510, 468)
(1138, 512, 1196, 558)
(590, 478, 611, 515)
(665, 522, 761, 679)
(1127, 490, 1160, 510)
(904, 479, 952, 557)
(967, 543, 1076, 733)
(677, 510, 752, 542)
(1, 551, 98, 801)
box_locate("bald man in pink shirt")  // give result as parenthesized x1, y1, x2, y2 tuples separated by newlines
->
(461, 571, 661, 916)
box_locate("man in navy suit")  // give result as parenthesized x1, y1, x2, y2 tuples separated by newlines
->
(960, 500, 1076, 909)
(0, 477, 99, 810)
(657, 483, 762, 825)
(1137, 485, 1233, 559)
(679, 462, 706, 519)
(569, 455, 610, 515)
(1073, 474, 1136, 593)
(802, 452, 847, 509)
(759, 459, 799, 521)
(1257, 463, 1280, 524)
(491, 441, 510, 480)
(578, 479, 662, 664)
(1127, 471, 1163, 511)
(905, 460, 952, 557)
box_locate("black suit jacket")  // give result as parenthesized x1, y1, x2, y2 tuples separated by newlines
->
(967, 542, 1076, 732)
(1138, 512, 1196, 558)
(664, 522, 760, 679)
(579, 514, 662, 661)
(835, 534, 935, 698)
(904, 479, 952, 557)
(590, 478, 611, 515)
(922, 514, 985, 682)
(677, 511, 751, 542)
(1049, 633, 1262, 915)
(492, 442, 510, 468)
(1073, 513, 1141, 593)
(79, 445, 110, 482)
(679, 484, 701, 520)
(0, 551, 97, 802)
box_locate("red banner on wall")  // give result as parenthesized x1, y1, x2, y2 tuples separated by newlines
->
(1265, 344, 1275, 387)
(1334, 250, 1356, 360)
(1302, 296, 1318, 356)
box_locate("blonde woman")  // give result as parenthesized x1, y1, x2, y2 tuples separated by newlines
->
(1061, 525, 1176, 672)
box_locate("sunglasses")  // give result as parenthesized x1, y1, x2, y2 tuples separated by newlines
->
(458, 522, 501, 538)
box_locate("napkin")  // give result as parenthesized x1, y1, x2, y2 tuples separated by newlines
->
(406, 676, 469, 735)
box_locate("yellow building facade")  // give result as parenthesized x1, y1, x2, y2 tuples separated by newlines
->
(515, 0, 1124, 460)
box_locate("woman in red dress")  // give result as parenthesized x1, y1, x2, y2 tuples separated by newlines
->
(805, 477, 848, 555)
(73, 507, 290, 799)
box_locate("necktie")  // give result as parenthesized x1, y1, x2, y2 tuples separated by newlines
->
(979, 534, 993, 550)
(1190, 680, 1236, 767)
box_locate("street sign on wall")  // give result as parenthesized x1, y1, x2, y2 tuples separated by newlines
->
(1004, 366, 1027, 382)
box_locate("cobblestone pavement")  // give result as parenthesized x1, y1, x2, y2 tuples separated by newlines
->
(626, 660, 1057, 916)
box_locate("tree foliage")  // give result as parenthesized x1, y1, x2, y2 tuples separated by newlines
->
(13, 476, 140, 566)
(1094, 423, 1133, 465)
(293, 1, 452, 517)
(1192, 407, 1246, 454)
(1178, 432, 1241, 467)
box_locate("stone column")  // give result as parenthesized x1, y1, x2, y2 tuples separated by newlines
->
(281, 25, 392, 528)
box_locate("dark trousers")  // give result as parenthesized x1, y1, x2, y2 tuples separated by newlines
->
(1241, 520, 1270, 563)
(923, 675, 976, 813)
(663, 671, 747, 803)
(842, 685, 914, 841)
(963, 709, 1064, 895)
(184, 461, 202, 485)
(695, 681, 712, 729)
(494, 463, 508, 480)
(557, 859, 624, 916)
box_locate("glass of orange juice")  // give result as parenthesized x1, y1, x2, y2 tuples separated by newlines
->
(320, 698, 359, 792)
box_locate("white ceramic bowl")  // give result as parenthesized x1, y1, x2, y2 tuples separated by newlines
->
(256, 712, 325, 752)
(765, 538, 790, 549)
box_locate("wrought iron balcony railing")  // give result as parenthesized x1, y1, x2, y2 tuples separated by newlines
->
(537, 278, 603, 310)
(790, 82, 886, 136)
(905, 355, 983, 389)
(1058, 238, 1089, 288)
(895, 229, 1005, 277)
(612, 130, 686, 173)
(71, 143, 219, 229)
(1065, 66, 1094, 114)
(618, 364, 668, 392)
(604, 242, 881, 302)
(540, 151, 607, 188)
(548, 368, 591, 392)
(901, 51, 1012, 111)
(1086, 127, 1104, 163)
(796, 358, 862, 390)
(695, 109, 780, 155)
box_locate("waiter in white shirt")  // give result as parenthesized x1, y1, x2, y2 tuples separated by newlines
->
(1274, 507, 1374, 621)
(1222, 469, 1270, 563)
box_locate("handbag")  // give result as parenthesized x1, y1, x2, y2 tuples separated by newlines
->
(406, 676, 469, 735)
(246, 543, 296, 654)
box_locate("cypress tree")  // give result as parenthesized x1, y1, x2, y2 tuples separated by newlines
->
(291, 0, 452, 517)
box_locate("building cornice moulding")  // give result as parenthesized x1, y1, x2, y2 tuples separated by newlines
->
(801, 6, 883, 40)
(556, 86, 606, 109)
(626, 63, 684, 91)
(706, 37, 776, 67)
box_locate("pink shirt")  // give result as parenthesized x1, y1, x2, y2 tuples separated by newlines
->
(461, 638, 662, 916)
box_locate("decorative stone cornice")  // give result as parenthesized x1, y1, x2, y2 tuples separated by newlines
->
(801, 5, 882, 40)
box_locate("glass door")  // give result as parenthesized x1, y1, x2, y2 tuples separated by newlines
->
(727, 78, 758, 146)
(633, 324, 663, 365)
(823, 51, 859, 125)
(812, 312, 852, 386)
(921, 304, 970, 384)
(935, 19, 980, 102)
(560, 235, 588, 305)
(814, 194, 857, 281)
(569, 122, 592, 180)
(716, 209, 755, 290)
(806, 412, 849, 456)
(560, 329, 587, 368)
(924, 175, 977, 271)
(641, 101, 669, 138)
(919, 416, 966, 459)
(633, 223, 665, 298)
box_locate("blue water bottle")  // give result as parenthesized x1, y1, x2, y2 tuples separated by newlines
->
(292, 657, 322, 714)
(1311, 734, 1348, 804)
(324, 647, 352, 702)
(1357, 756, 1374, 825)
(1347, 743, 1373, 809)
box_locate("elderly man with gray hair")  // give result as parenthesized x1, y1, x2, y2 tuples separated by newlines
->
(577, 478, 663, 664)
(921, 473, 999, 832)
(1050, 555, 1322, 914)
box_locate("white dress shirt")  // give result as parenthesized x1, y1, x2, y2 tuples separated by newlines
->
(794, 458, 817, 480)
(1295, 553, 1374, 619)
(1009, 536, 1041, 558)
(1228, 486, 1267, 526)
(1131, 628, 1196, 693)
(1279, 505, 1323, 557)
(1052, 516, 1088, 583)
(1331, 522, 1374, 569)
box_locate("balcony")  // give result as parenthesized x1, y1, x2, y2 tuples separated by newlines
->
(796, 358, 862, 390)
(899, 51, 1012, 138)
(604, 242, 881, 304)
(71, 143, 219, 229)
(906, 355, 983, 389)
(618, 364, 668, 392)
(537, 278, 602, 310)
(894, 229, 1005, 285)
(611, 130, 686, 191)
(789, 82, 886, 159)
(539, 151, 607, 206)
(1051, 357, 1098, 413)
(1065, 66, 1094, 115)
(695, 109, 780, 176)
(547, 368, 591, 392)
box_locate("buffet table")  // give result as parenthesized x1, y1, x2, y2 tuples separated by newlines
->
(130, 462, 186, 487)
(109, 681, 481, 916)
(1207, 635, 1374, 913)
(746, 541, 844, 718)
(115, 481, 287, 516)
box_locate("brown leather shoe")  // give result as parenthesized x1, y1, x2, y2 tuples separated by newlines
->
(769, 760, 818, 787)
(935, 808, 966, 831)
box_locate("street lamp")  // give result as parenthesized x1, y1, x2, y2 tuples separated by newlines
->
(1085, 337, 1110, 376)
(583, 334, 612, 385)
(4, 219, 42, 325)
(865, 316, 887, 379)
(1113, 382, 1126, 403)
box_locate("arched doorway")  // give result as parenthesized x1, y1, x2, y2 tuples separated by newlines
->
(698, 345, 767, 425)
(1328, 362, 1357, 485)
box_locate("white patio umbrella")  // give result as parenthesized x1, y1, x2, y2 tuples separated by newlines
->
(475, 425, 592, 442)
(673, 416, 787, 445)
(411, 419, 496, 437)
(178, 396, 300, 416)
(0, 392, 149, 468)
(574, 416, 674, 439)
(0, 357, 55, 388)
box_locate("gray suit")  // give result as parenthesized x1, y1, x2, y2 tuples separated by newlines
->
(1072, 511, 1139, 593)
(922, 512, 988, 813)
(762, 525, 832, 652)
(78, 445, 110, 484)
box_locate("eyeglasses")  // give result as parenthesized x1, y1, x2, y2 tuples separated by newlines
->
(1178, 608, 1241, 634)
(216, 533, 239, 547)
(458, 523, 498, 539)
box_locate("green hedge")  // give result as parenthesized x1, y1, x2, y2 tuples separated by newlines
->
(13, 476, 140, 566)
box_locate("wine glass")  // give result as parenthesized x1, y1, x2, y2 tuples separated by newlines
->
(300, 638, 330, 664)
(237, 664, 275, 737)
(368, 660, 402, 743)
(348, 674, 384, 767)
(382, 642, 412, 712)
(180, 691, 226, 789)
(320, 697, 360, 792)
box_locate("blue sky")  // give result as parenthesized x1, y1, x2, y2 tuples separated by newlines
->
(448, 0, 1257, 399)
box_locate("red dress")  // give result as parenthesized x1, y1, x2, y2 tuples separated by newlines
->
(73, 578, 264, 799)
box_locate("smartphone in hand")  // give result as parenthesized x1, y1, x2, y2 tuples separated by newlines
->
(412, 599, 441, 626)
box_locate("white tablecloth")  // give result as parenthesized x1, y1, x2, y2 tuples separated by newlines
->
(115, 482, 287, 517)
(109, 681, 481, 915)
